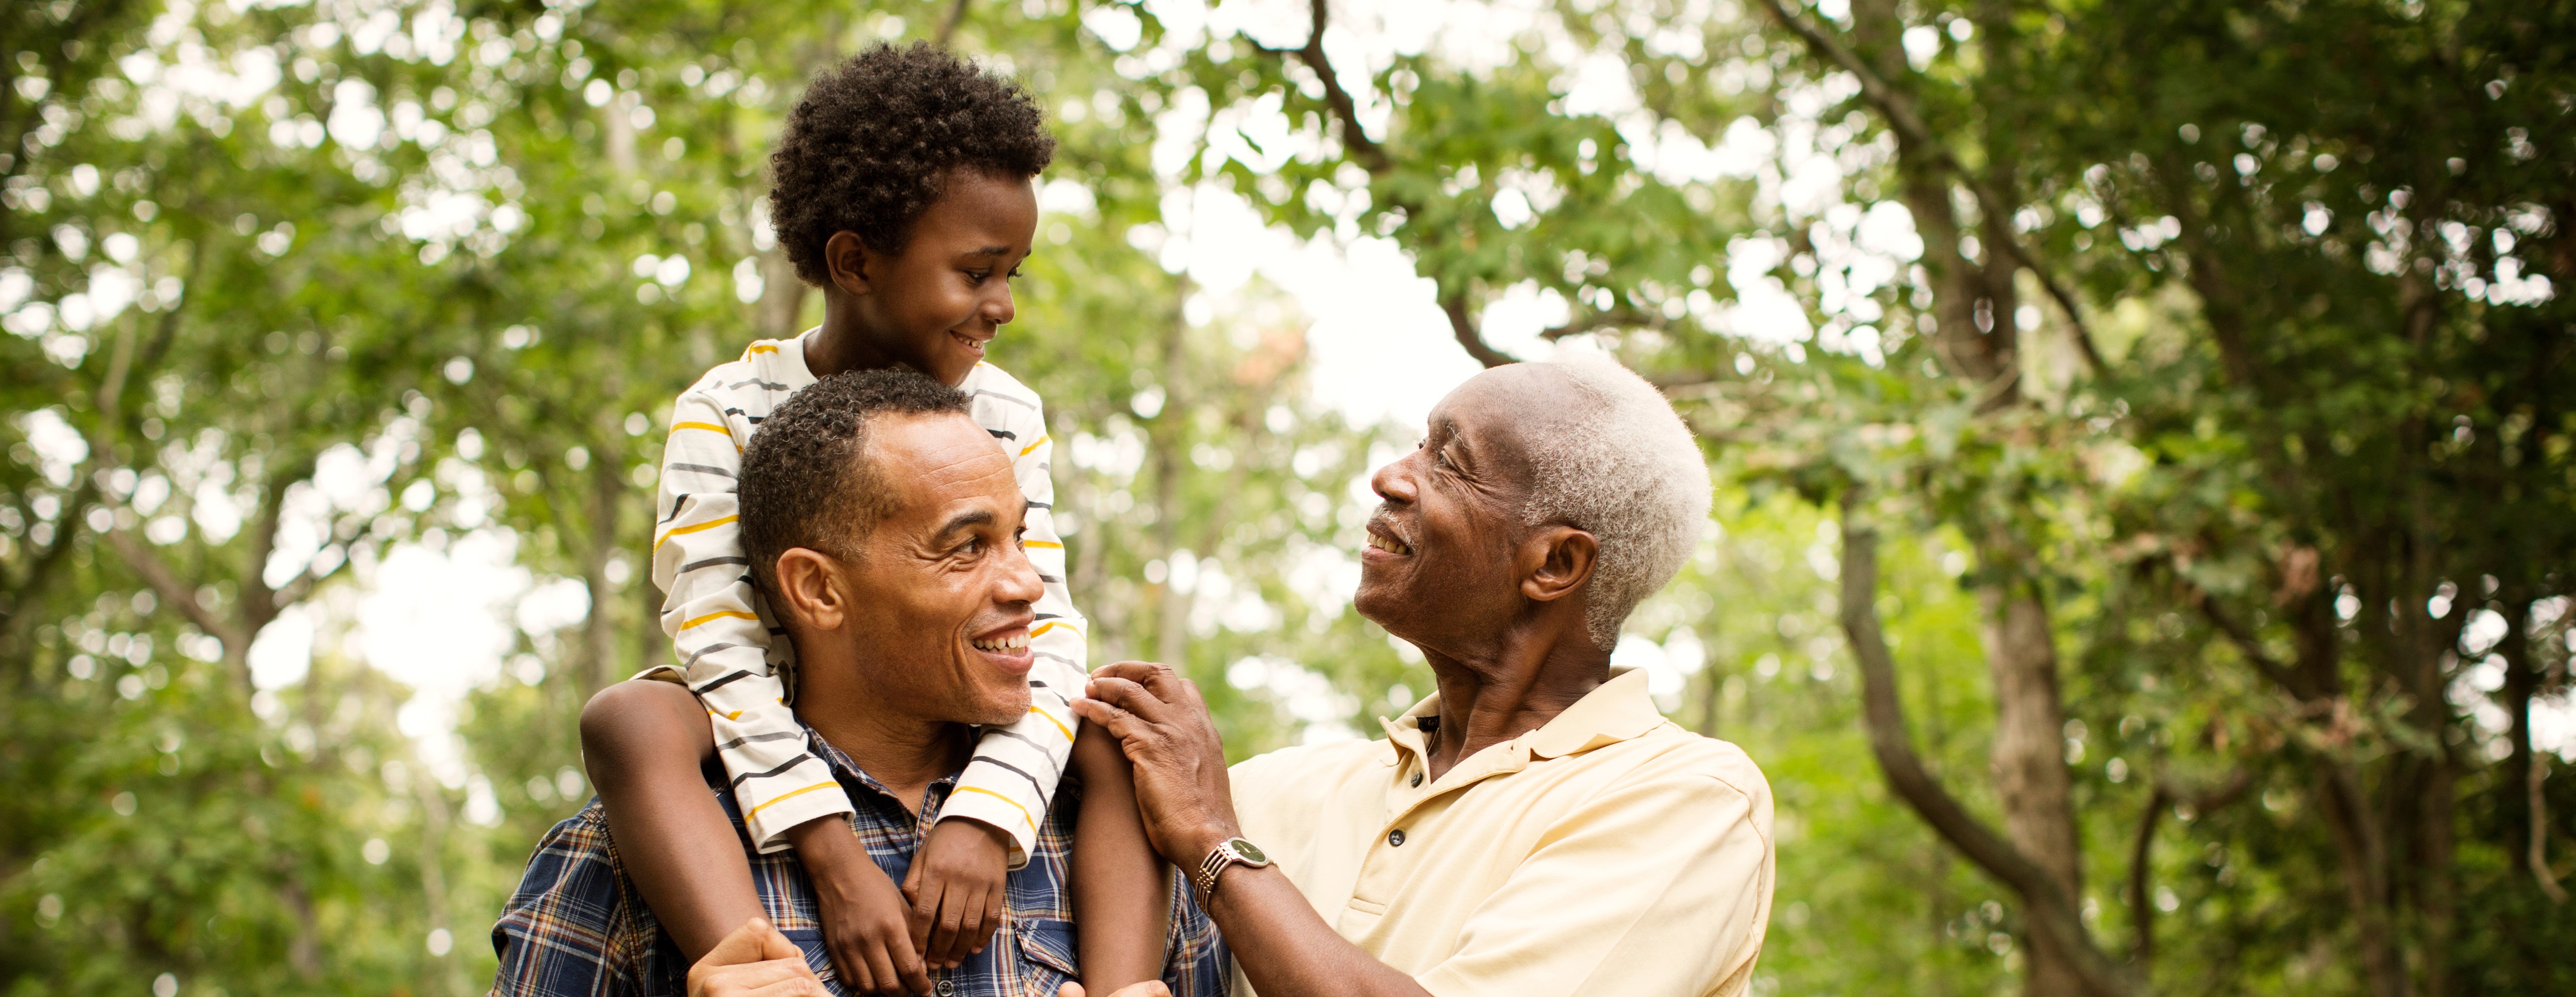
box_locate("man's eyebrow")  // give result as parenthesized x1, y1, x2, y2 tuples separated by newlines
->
(937, 509, 997, 537)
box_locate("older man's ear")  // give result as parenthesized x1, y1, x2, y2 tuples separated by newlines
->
(773, 548, 850, 632)
(1517, 526, 1599, 604)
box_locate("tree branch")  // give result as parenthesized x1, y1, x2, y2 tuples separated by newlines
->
(1839, 493, 2139, 997)
(104, 530, 246, 653)
(1753, 0, 2107, 377)
(1251, 0, 1526, 369)
(1538, 306, 1656, 342)
(1246, 0, 1390, 174)
(1441, 292, 1521, 368)
(933, 0, 970, 47)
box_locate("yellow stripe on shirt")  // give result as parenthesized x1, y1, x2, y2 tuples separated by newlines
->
(680, 610, 760, 631)
(950, 785, 1039, 832)
(1024, 539, 1063, 549)
(744, 780, 840, 819)
(1026, 704, 1075, 741)
(670, 421, 733, 436)
(1029, 620, 1078, 639)
(1018, 434, 1049, 456)
(654, 514, 739, 551)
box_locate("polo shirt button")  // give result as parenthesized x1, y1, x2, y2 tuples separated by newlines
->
(936, 979, 955, 997)
(1388, 828, 1407, 846)
(1410, 772, 1423, 788)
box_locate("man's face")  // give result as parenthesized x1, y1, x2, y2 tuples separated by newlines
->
(833, 412, 1044, 727)
(850, 169, 1040, 387)
(1356, 365, 1559, 647)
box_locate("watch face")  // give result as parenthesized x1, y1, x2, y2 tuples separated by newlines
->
(1230, 838, 1268, 865)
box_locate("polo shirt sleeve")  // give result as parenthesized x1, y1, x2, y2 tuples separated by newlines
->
(1412, 762, 1775, 997)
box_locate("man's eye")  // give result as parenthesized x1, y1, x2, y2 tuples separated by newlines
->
(1007, 266, 1024, 280)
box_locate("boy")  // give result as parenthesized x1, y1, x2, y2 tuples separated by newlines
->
(578, 43, 1168, 996)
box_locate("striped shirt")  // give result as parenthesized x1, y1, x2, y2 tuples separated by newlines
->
(644, 331, 1087, 863)
(487, 725, 1231, 997)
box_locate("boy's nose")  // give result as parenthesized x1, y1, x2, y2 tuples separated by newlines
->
(985, 284, 1016, 327)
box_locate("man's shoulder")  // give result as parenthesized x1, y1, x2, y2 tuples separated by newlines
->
(1588, 724, 1775, 824)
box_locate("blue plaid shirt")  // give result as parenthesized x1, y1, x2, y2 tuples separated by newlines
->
(488, 726, 1228, 997)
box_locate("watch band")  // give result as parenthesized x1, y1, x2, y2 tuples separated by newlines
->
(1194, 838, 1269, 896)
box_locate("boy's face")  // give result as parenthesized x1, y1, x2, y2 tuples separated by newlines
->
(835, 169, 1040, 387)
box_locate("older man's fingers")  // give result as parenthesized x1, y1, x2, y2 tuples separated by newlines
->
(1097, 661, 1192, 704)
(1087, 675, 1181, 725)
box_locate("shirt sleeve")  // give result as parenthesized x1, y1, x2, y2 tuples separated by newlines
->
(1412, 766, 1775, 997)
(647, 387, 855, 852)
(936, 387, 1089, 869)
(488, 810, 647, 997)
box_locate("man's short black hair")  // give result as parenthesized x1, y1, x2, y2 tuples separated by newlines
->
(738, 369, 975, 603)
(769, 42, 1055, 285)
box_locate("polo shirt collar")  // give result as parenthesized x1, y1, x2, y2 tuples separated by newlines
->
(1378, 666, 1665, 771)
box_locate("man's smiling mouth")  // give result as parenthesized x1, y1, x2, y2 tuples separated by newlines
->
(970, 631, 1029, 653)
(1365, 528, 1412, 556)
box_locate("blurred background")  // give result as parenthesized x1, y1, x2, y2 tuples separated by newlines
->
(2, 0, 2571, 994)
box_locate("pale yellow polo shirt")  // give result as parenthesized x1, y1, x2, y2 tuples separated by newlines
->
(1227, 667, 1775, 997)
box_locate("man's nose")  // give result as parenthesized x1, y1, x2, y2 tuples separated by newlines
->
(998, 543, 1045, 604)
(1370, 457, 1416, 506)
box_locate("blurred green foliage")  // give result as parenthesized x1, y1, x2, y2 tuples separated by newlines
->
(2, 0, 2571, 996)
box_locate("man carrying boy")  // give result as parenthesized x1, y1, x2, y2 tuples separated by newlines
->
(551, 43, 1168, 996)
(491, 371, 1223, 997)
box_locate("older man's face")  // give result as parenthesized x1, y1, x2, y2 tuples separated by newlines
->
(830, 412, 1046, 727)
(1356, 366, 1561, 648)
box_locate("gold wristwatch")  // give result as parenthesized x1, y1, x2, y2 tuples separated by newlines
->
(1194, 836, 1271, 896)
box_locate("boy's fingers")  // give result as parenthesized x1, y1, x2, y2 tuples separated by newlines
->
(858, 941, 901, 997)
(973, 889, 1003, 954)
(895, 938, 933, 996)
(907, 880, 940, 958)
(947, 888, 985, 965)
(1058, 984, 1088, 997)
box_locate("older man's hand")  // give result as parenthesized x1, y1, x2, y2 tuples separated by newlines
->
(686, 917, 829, 997)
(1072, 662, 1244, 866)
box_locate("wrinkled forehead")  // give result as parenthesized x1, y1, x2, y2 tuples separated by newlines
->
(1424, 364, 1593, 466)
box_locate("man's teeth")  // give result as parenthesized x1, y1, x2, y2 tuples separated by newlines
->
(971, 633, 1030, 652)
(1366, 532, 1411, 556)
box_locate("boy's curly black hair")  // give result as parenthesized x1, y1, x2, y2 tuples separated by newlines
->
(769, 42, 1055, 286)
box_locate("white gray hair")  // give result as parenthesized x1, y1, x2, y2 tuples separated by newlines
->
(1517, 355, 1713, 650)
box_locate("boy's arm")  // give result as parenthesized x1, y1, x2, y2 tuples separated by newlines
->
(648, 388, 855, 850)
(1071, 719, 1173, 993)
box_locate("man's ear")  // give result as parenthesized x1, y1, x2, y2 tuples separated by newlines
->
(1518, 525, 1598, 603)
(772, 548, 847, 632)
(822, 231, 876, 297)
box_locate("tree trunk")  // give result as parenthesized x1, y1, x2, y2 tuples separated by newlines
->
(1978, 572, 2085, 996)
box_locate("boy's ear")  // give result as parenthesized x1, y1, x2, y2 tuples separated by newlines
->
(822, 231, 873, 297)
(772, 548, 847, 632)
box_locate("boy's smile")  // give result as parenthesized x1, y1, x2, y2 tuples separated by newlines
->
(810, 167, 1041, 387)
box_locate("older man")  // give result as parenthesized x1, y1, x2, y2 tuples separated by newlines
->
(1077, 356, 1775, 997)
(489, 370, 1225, 997)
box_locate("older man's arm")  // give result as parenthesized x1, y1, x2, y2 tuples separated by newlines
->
(1075, 663, 1432, 997)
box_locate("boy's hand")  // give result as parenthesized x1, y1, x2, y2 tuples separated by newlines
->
(903, 818, 1011, 970)
(784, 816, 930, 996)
